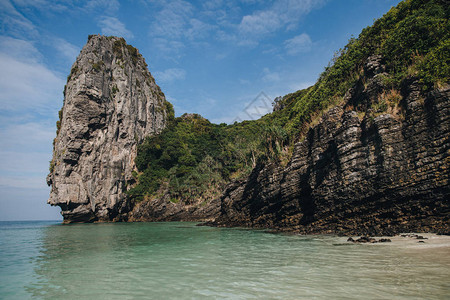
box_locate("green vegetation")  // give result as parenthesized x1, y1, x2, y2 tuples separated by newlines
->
(128, 114, 227, 202)
(126, 44, 140, 65)
(163, 100, 175, 122)
(56, 109, 63, 135)
(112, 39, 125, 60)
(360, 0, 449, 90)
(49, 159, 55, 173)
(372, 89, 403, 117)
(111, 85, 119, 96)
(275, 0, 449, 137)
(128, 114, 289, 202)
(50, 108, 64, 173)
(127, 0, 449, 204)
(112, 37, 141, 65)
(92, 61, 104, 71)
(66, 65, 78, 82)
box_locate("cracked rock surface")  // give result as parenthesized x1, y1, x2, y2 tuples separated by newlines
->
(47, 35, 168, 223)
(213, 56, 450, 235)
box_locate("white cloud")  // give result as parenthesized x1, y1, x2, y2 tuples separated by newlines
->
(98, 16, 134, 39)
(145, 0, 322, 55)
(215, 52, 227, 60)
(202, 0, 224, 10)
(0, 52, 63, 112)
(215, 29, 237, 43)
(0, 121, 55, 153)
(9, 0, 69, 12)
(262, 67, 281, 82)
(52, 37, 80, 62)
(154, 68, 186, 83)
(239, 11, 280, 36)
(0, 0, 39, 38)
(284, 33, 312, 55)
(238, 0, 324, 44)
(0, 35, 42, 63)
(150, 0, 194, 38)
(149, 1, 217, 57)
(85, 0, 119, 14)
(152, 38, 185, 59)
(277, 0, 324, 29)
(239, 78, 251, 85)
(186, 18, 215, 40)
(10, 0, 69, 12)
(0, 36, 60, 194)
(0, 124, 56, 191)
(11, 0, 48, 6)
(0, 37, 64, 113)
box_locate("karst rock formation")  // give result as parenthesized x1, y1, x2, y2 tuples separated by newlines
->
(47, 35, 169, 223)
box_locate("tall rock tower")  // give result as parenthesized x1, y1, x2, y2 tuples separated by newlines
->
(47, 35, 171, 223)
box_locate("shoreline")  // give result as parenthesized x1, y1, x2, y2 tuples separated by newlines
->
(342, 233, 450, 247)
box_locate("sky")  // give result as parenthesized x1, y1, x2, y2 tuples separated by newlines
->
(0, 0, 402, 221)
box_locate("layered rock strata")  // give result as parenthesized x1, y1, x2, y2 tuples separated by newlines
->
(47, 37, 449, 235)
(47, 35, 168, 223)
(129, 195, 220, 222)
(213, 57, 449, 235)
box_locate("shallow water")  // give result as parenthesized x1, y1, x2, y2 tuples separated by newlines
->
(0, 221, 449, 299)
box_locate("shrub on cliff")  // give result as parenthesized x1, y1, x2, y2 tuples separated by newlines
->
(130, 0, 449, 204)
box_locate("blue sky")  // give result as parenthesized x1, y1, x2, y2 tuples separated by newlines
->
(0, 0, 401, 221)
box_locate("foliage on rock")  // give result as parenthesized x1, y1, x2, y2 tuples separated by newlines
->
(130, 0, 449, 210)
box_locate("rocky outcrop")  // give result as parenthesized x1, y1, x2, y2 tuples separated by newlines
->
(47, 35, 169, 223)
(213, 56, 449, 235)
(129, 194, 220, 222)
(47, 36, 448, 234)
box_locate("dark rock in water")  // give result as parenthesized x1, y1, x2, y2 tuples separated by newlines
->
(418, 241, 426, 243)
(400, 234, 428, 240)
(356, 236, 377, 243)
(346, 236, 375, 243)
(213, 55, 450, 236)
(47, 35, 169, 223)
(348, 237, 392, 243)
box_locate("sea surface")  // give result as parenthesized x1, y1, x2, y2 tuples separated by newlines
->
(0, 221, 449, 299)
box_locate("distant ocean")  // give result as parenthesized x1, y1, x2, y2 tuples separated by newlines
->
(0, 221, 449, 299)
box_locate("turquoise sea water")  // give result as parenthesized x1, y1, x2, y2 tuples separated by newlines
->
(0, 221, 449, 299)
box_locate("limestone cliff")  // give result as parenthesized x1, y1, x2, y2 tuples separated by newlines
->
(47, 35, 169, 223)
(46, 35, 448, 235)
(213, 56, 450, 235)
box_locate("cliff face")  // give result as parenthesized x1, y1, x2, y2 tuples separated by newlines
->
(47, 35, 168, 223)
(214, 57, 449, 235)
(129, 194, 220, 222)
(47, 36, 448, 234)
